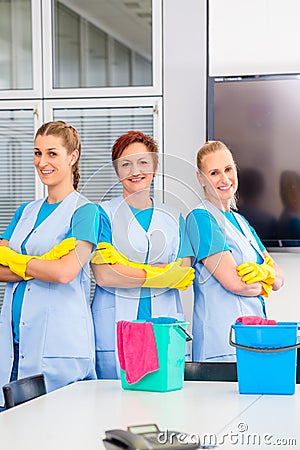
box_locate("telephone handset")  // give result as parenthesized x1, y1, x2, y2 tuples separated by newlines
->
(103, 424, 214, 450)
(103, 429, 152, 450)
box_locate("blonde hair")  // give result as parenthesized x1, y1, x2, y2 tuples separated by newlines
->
(35, 121, 81, 190)
(196, 140, 238, 209)
(196, 140, 229, 171)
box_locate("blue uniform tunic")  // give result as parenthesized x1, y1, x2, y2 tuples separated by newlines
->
(92, 195, 193, 379)
(186, 200, 266, 362)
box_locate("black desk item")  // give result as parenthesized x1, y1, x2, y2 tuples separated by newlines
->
(103, 424, 213, 450)
(2, 373, 46, 409)
(184, 362, 237, 382)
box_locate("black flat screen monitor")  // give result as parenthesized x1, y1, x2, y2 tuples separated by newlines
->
(207, 74, 300, 250)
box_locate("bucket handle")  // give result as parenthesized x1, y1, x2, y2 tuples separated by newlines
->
(176, 325, 193, 342)
(229, 326, 300, 353)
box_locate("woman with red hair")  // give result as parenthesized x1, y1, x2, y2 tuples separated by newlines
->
(91, 130, 194, 379)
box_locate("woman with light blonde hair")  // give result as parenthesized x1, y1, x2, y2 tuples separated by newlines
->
(187, 140, 284, 362)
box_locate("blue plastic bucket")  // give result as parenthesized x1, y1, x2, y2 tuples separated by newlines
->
(230, 322, 300, 395)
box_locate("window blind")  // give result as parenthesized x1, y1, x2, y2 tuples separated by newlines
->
(0, 109, 36, 309)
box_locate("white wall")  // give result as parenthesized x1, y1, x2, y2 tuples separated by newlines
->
(162, 0, 300, 326)
(266, 252, 300, 322)
(163, 0, 206, 327)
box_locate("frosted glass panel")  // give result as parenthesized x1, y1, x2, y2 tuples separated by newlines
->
(111, 41, 131, 87)
(53, 0, 152, 88)
(54, 2, 80, 88)
(0, 0, 33, 90)
(133, 54, 152, 86)
(86, 23, 108, 88)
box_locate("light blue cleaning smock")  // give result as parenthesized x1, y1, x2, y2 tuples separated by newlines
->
(0, 192, 100, 405)
(186, 200, 266, 362)
(92, 195, 193, 379)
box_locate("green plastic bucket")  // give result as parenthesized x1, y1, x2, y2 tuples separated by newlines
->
(120, 321, 190, 392)
(230, 322, 300, 395)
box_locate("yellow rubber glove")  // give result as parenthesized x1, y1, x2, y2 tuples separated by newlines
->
(41, 237, 77, 260)
(260, 256, 275, 298)
(91, 242, 166, 270)
(264, 255, 274, 267)
(237, 261, 275, 285)
(0, 238, 77, 280)
(142, 259, 195, 290)
(0, 247, 37, 280)
(91, 242, 195, 290)
(91, 242, 133, 266)
(260, 281, 273, 298)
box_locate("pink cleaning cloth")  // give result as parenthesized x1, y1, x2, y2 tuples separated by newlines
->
(236, 316, 277, 325)
(117, 321, 159, 384)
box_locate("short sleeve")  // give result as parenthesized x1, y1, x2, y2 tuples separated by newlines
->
(186, 209, 231, 262)
(98, 205, 112, 244)
(178, 214, 194, 258)
(0, 202, 29, 240)
(68, 203, 101, 247)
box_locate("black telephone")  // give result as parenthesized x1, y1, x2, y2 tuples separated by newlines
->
(103, 424, 215, 450)
(103, 428, 152, 450)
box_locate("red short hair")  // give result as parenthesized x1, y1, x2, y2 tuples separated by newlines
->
(112, 130, 158, 171)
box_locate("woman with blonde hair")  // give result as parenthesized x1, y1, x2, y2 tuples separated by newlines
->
(187, 140, 284, 362)
(0, 121, 100, 409)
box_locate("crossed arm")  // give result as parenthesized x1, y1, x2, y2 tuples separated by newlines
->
(0, 238, 93, 284)
(91, 256, 192, 288)
(202, 249, 284, 296)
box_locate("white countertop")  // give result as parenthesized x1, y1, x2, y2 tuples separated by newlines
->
(0, 380, 298, 450)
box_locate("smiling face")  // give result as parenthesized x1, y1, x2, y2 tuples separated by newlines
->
(34, 134, 79, 191)
(116, 142, 156, 199)
(198, 148, 238, 211)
